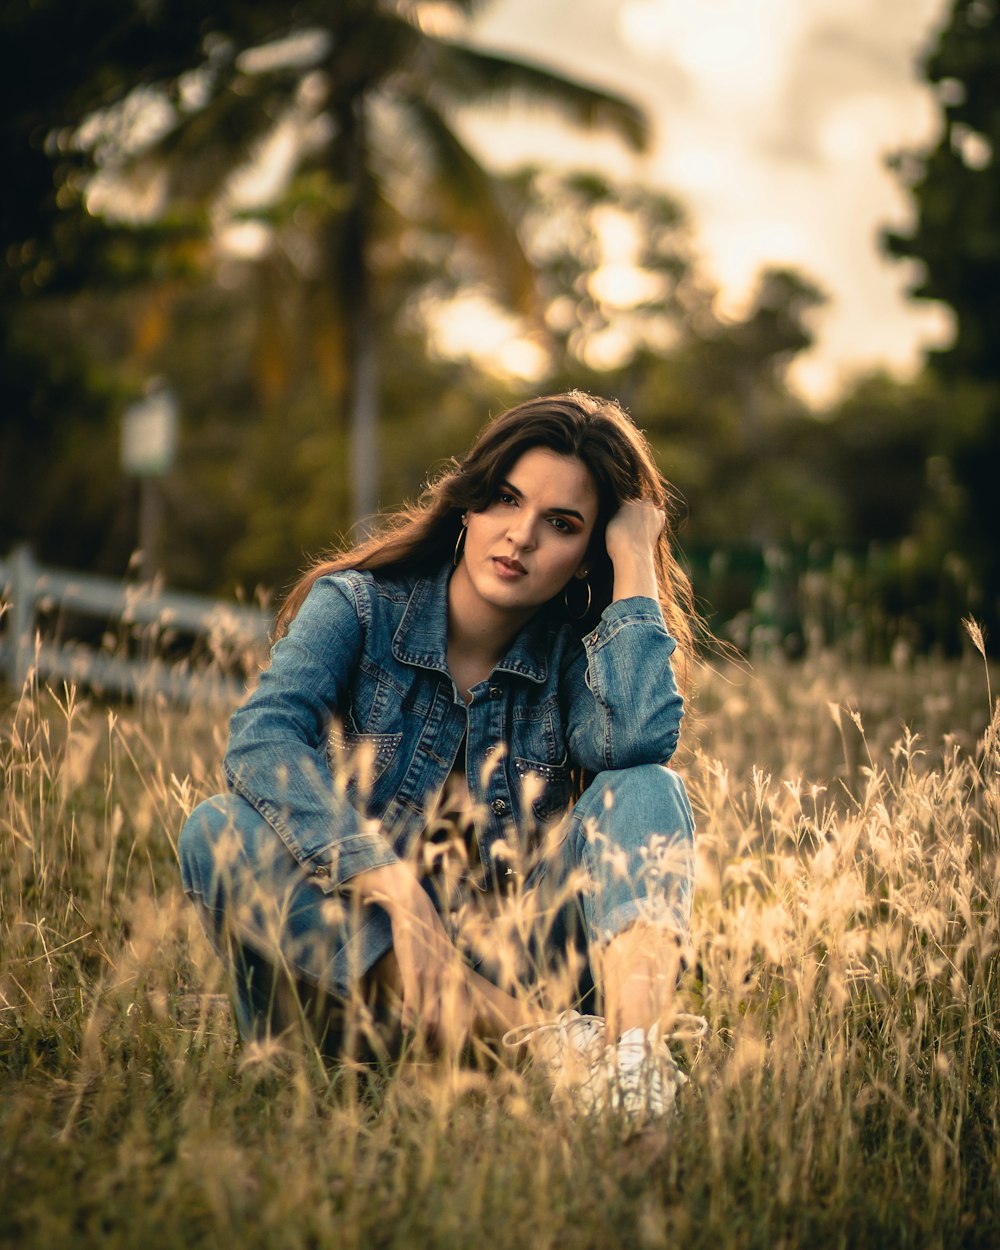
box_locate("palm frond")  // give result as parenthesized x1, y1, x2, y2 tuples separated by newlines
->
(417, 39, 650, 152)
(388, 0, 489, 23)
(395, 91, 536, 313)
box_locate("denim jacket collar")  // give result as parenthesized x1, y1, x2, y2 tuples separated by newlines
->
(391, 561, 551, 684)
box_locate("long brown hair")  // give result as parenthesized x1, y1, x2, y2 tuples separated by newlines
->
(275, 391, 698, 685)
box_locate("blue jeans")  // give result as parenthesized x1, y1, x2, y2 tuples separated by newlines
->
(178, 765, 695, 1052)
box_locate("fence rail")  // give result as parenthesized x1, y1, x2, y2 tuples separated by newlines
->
(0, 546, 271, 702)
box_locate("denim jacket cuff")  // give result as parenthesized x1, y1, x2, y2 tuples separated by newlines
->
(306, 834, 401, 894)
(583, 596, 676, 653)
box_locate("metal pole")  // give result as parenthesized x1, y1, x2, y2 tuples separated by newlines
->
(139, 477, 163, 582)
(10, 543, 36, 691)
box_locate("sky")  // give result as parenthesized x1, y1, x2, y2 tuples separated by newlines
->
(457, 0, 955, 405)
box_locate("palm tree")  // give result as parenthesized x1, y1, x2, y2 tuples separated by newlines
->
(66, 0, 650, 527)
(180, 0, 650, 521)
(308, 0, 650, 519)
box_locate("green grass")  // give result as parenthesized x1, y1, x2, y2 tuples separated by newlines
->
(2, 646, 999, 1250)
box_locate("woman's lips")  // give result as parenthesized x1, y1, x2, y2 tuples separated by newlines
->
(492, 556, 527, 578)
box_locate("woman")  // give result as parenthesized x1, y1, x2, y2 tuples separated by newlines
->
(179, 391, 704, 1121)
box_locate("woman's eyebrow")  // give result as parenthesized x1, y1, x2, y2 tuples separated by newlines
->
(500, 479, 586, 523)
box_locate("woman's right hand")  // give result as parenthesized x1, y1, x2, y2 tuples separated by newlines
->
(351, 861, 473, 1050)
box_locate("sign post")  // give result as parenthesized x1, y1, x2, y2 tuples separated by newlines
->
(121, 384, 178, 581)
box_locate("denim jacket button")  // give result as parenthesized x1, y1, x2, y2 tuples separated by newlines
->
(311, 864, 331, 878)
(488, 685, 502, 699)
(491, 797, 508, 815)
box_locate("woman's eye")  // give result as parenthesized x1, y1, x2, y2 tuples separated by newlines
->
(549, 517, 571, 533)
(497, 492, 516, 505)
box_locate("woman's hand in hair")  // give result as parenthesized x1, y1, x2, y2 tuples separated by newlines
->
(605, 498, 664, 603)
(351, 861, 473, 1051)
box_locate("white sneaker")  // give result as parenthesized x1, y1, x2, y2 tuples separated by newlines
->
(605, 1014, 709, 1124)
(504, 1010, 709, 1121)
(503, 1010, 608, 1113)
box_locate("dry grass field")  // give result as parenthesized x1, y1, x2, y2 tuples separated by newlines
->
(1, 635, 998, 1250)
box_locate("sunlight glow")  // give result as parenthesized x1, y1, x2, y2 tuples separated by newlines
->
(819, 94, 917, 164)
(216, 220, 272, 260)
(215, 75, 332, 257)
(588, 264, 666, 309)
(468, 0, 952, 404)
(236, 29, 330, 75)
(429, 293, 549, 380)
(619, 0, 796, 101)
(704, 219, 815, 321)
(74, 86, 175, 163)
(576, 325, 634, 372)
(663, 140, 734, 193)
(951, 123, 993, 170)
(409, 2, 466, 37)
(224, 120, 303, 212)
(496, 337, 549, 379)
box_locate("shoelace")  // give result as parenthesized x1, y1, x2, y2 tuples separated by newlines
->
(501, 1009, 605, 1055)
(658, 1012, 710, 1046)
(503, 1010, 709, 1054)
(504, 1010, 710, 1118)
(607, 1014, 709, 1120)
(609, 1047, 683, 1118)
(503, 1011, 609, 1112)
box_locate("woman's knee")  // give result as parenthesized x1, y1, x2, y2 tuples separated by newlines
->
(179, 795, 226, 895)
(178, 792, 271, 898)
(576, 764, 695, 840)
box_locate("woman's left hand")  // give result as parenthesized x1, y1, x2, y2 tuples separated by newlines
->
(604, 500, 664, 601)
(605, 499, 665, 564)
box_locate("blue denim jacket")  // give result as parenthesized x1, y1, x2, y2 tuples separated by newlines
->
(223, 561, 684, 894)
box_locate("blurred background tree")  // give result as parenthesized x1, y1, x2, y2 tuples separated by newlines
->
(885, 0, 1000, 633)
(0, 0, 217, 577)
(429, 168, 833, 550)
(2, 0, 990, 655)
(1, 0, 649, 592)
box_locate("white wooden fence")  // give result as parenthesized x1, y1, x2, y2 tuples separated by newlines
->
(0, 546, 272, 702)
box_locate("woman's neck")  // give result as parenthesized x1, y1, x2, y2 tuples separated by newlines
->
(446, 572, 531, 697)
(446, 607, 518, 675)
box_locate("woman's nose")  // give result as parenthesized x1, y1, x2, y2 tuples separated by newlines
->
(506, 512, 537, 550)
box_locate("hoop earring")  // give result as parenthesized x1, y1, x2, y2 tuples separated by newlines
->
(563, 578, 591, 621)
(453, 523, 467, 567)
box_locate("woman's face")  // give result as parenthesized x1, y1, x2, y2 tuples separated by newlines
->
(450, 446, 599, 630)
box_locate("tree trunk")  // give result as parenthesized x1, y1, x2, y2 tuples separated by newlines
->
(342, 96, 378, 527)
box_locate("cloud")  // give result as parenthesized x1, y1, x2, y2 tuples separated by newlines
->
(618, 0, 800, 107)
(468, 0, 953, 401)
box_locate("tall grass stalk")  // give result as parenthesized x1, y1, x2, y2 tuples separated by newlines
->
(1, 647, 999, 1249)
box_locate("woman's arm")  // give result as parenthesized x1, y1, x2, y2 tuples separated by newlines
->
(561, 500, 685, 771)
(605, 498, 663, 603)
(223, 573, 401, 890)
(350, 861, 535, 1045)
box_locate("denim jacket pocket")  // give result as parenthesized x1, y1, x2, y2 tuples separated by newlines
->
(513, 755, 573, 825)
(328, 726, 402, 806)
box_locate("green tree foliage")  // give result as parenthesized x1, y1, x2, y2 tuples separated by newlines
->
(634, 267, 831, 549)
(7, 3, 957, 653)
(498, 171, 831, 545)
(1, 0, 648, 583)
(813, 372, 945, 546)
(885, 0, 1000, 380)
(0, 0, 219, 572)
(885, 0, 1000, 624)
